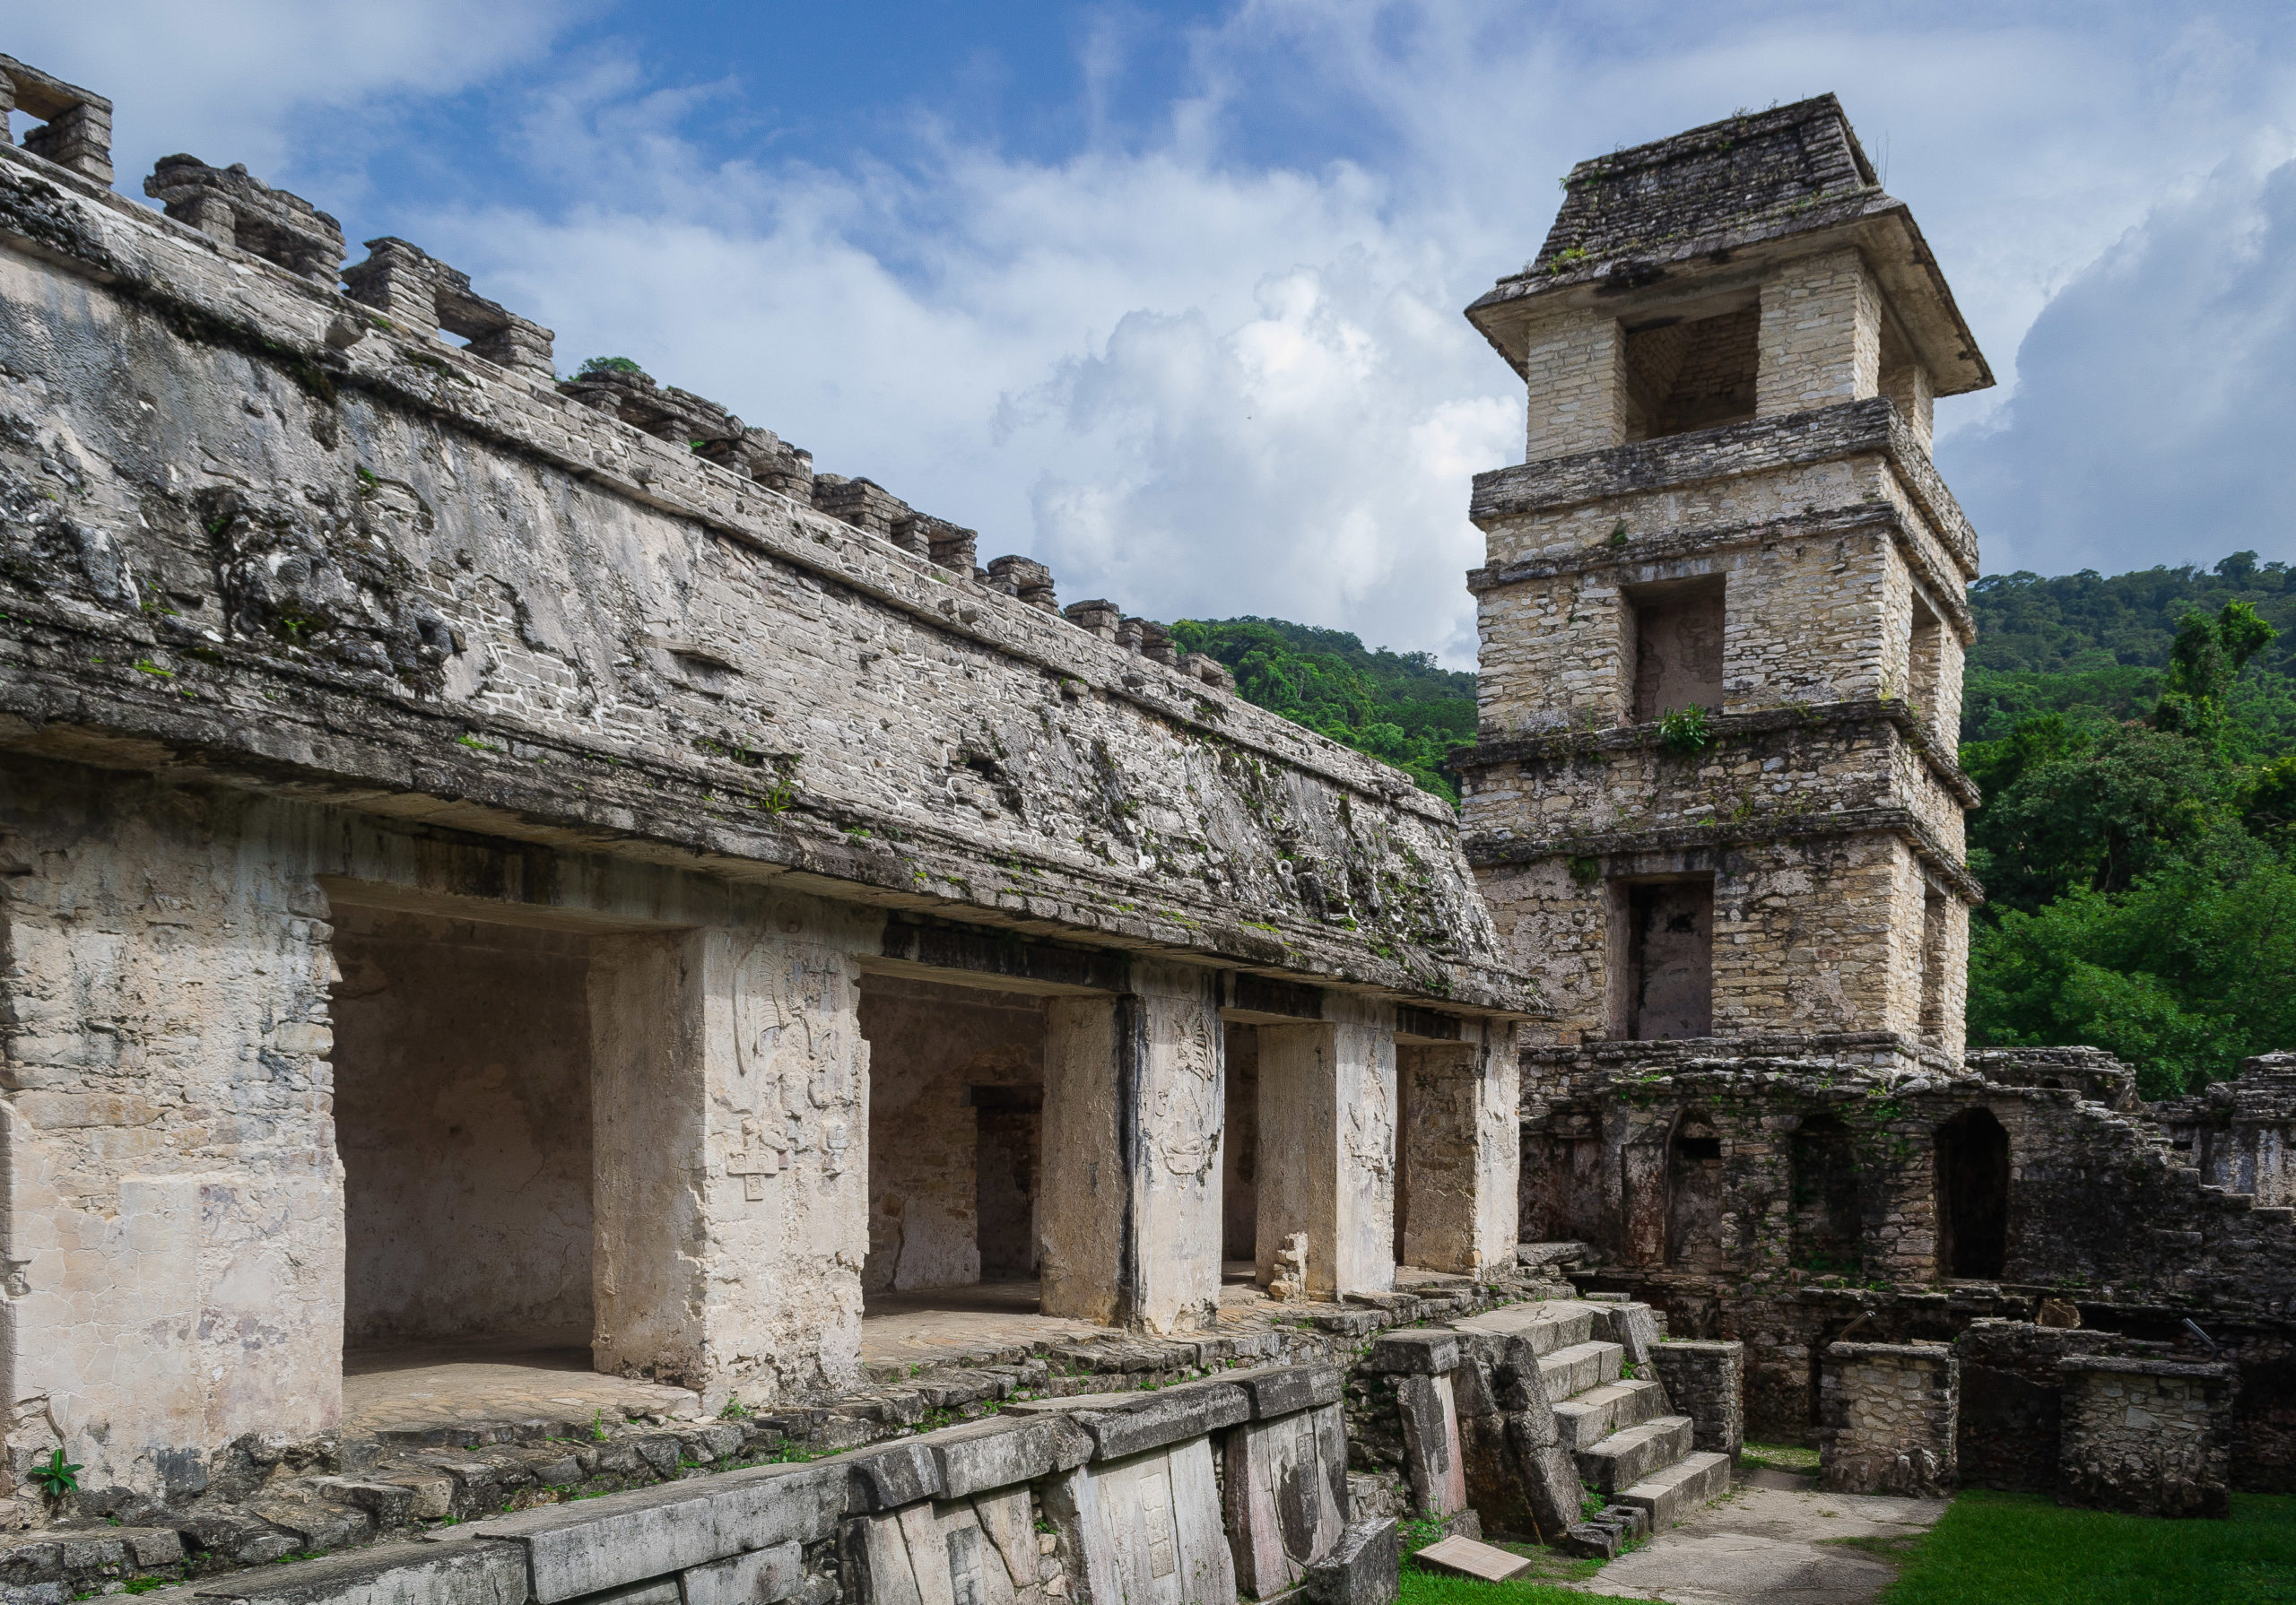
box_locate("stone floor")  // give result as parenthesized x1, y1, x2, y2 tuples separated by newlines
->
(856, 1279, 1111, 1369)
(343, 1337, 703, 1437)
(342, 1263, 1474, 1436)
(1562, 1468, 1950, 1605)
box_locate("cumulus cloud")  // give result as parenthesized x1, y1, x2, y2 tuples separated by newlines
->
(22, 2, 2296, 658)
(1944, 139, 2296, 576)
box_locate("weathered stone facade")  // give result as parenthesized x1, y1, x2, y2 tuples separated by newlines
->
(1458, 96, 1982, 1063)
(1480, 95, 2296, 1517)
(0, 56, 1535, 1533)
(2057, 1357, 2234, 1518)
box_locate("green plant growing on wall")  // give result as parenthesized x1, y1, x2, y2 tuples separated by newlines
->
(31, 1446, 81, 1497)
(578, 355, 646, 377)
(1660, 705, 1714, 754)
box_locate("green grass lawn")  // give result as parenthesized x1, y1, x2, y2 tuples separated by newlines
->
(1880, 1488, 2296, 1605)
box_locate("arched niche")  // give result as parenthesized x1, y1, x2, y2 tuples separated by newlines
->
(1936, 1106, 2011, 1279)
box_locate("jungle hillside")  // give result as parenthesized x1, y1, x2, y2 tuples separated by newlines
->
(1187, 550, 2296, 1097)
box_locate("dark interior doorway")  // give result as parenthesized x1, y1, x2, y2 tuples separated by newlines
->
(1937, 1107, 2011, 1279)
(1623, 878, 1714, 1039)
(1790, 1114, 1863, 1277)
(1666, 1112, 1726, 1270)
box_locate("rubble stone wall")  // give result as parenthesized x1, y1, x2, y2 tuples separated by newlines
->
(1649, 1340, 1744, 1461)
(2058, 1357, 2233, 1518)
(1818, 1341, 1955, 1497)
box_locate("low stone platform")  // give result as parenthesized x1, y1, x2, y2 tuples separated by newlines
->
(344, 1340, 703, 1441)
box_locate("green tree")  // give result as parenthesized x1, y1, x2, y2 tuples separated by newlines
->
(1963, 572, 2294, 1093)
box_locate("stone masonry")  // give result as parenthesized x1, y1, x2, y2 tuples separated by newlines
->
(0, 54, 1535, 1534)
(1458, 95, 1984, 1063)
(1818, 1341, 1956, 1497)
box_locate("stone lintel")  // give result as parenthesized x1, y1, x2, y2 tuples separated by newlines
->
(1450, 697, 1979, 808)
(1463, 803, 1984, 907)
(875, 914, 1128, 994)
(2055, 1356, 2234, 1384)
(1223, 970, 1324, 1019)
(1469, 396, 1976, 579)
(1395, 1004, 1463, 1043)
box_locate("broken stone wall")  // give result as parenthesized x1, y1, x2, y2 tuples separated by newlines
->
(858, 977, 1042, 1294)
(1818, 1341, 1955, 1497)
(2058, 1357, 2232, 1518)
(332, 906, 594, 1344)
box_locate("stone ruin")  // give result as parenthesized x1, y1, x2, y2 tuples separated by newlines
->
(0, 54, 2290, 1605)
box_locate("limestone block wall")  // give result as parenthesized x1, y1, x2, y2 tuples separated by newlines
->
(1952, 1319, 2149, 1493)
(1818, 1341, 1956, 1497)
(1477, 516, 1902, 732)
(0, 759, 346, 1505)
(331, 907, 595, 1343)
(2057, 1357, 2233, 1518)
(1754, 248, 1881, 418)
(1460, 710, 1970, 855)
(1478, 832, 1944, 1045)
(1519, 308, 1628, 461)
(1649, 1340, 1744, 1461)
(117, 1366, 1372, 1605)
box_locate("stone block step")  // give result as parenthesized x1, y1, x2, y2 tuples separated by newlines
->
(1447, 1300, 1597, 1358)
(1613, 1451, 1733, 1530)
(1538, 1340, 1623, 1400)
(1551, 1378, 1669, 1452)
(1574, 1415, 1693, 1492)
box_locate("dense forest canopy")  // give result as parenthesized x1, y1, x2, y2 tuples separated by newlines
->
(1190, 552, 2296, 1099)
(1168, 617, 1478, 802)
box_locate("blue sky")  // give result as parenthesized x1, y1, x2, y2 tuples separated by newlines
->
(18, 3, 2296, 664)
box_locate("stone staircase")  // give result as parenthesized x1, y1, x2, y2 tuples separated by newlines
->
(1447, 1295, 1732, 1549)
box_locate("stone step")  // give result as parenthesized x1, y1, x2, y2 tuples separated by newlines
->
(1613, 1451, 1733, 1530)
(1447, 1299, 1598, 1358)
(1551, 1378, 1669, 1452)
(1574, 1415, 1693, 1493)
(1538, 1340, 1623, 1400)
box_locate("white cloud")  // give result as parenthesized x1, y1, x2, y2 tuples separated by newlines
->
(20, 2, 2296, 661)
(6, 0, 587, 193)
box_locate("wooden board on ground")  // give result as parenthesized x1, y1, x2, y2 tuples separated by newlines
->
(1413, 1536, 1533, 1583)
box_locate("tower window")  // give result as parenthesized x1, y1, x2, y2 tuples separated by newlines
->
(1620, 876, 1714, 1040)
(1624, 576, 1726, 723)
(1622, 304, 1760, 441)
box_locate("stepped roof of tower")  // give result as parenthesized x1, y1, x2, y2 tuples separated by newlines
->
(1533, 94, 1878, 273)
(1467, 94, 1994, 398)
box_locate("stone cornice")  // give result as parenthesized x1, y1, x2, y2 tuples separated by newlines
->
(1464, 803, 1984, 906)
(1453, 698, 1981, 809)
(1467, 502, 1975, 646)
(1469, 397, 1978, 581)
